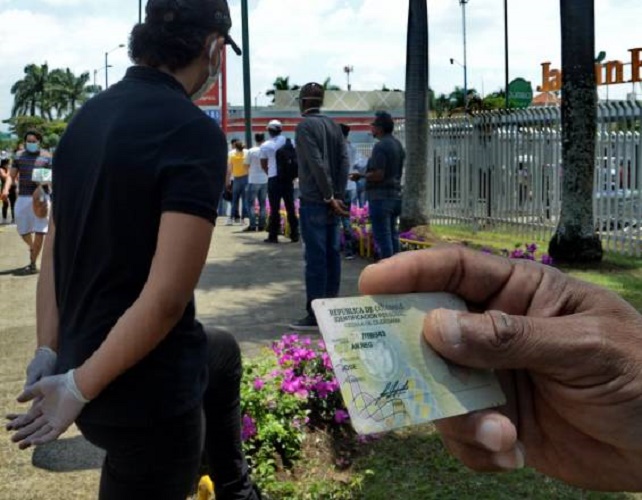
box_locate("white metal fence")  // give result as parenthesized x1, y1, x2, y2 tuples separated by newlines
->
(379, 102, 642, 255)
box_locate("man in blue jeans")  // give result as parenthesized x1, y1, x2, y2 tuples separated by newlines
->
(290, 82, 349, 330)
(351, 111, 405, 259)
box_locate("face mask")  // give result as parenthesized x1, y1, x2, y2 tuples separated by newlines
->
(26, 143, 39, 153)
(191, 38, 223, 102)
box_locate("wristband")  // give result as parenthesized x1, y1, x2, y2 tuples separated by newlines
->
(324, 196, 334, 203)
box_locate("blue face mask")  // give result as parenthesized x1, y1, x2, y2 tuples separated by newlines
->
(25, 143, 39, 154)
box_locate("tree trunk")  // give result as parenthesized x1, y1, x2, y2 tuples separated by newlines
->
(548, 0, 602, 263)
(400, 0, 430, 231)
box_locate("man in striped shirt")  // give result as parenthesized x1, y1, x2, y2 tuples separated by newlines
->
(0, 130, 52, 274)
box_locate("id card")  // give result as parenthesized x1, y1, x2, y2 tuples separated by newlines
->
(312, 294, 506, 435)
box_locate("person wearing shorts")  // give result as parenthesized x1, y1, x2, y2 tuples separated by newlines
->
(1, 131, 52, 274)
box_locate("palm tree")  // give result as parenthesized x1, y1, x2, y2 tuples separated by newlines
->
(322, 77, 341, 91)
(11, 63, 52, 118)
(265, 76, 300, 103)
(400, 0, 430, 230)
(548, 0, 602, 263)
(49, 68, 93, 119)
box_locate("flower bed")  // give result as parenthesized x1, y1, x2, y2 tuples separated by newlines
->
(241, 334, 354, 491)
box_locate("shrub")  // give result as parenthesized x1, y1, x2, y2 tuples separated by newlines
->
(240, 334, 351, 489)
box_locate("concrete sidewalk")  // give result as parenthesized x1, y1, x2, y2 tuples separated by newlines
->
(0, 221, 368, 499)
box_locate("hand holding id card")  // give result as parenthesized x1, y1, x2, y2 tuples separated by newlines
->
(312, 294, 506, 435)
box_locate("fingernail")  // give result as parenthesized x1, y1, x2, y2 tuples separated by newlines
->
(476, 419, 503, 452)
(437, 309, 462, 346)
(494, 443, 525, 470)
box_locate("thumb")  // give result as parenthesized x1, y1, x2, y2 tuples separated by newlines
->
(17, 383, 42, 403)
(424, 308, 600, 376)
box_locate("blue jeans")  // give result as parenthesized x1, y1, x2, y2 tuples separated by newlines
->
(247, 183, 267, 229)
(369, 198, 402, 259)
(231, 176, 249, 220)
(300, 201, 341, 315)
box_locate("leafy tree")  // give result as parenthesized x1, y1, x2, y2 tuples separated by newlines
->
(265, 76, 300, 103)
(3, 116, 67, 148)
(11, 63, 53, 118)
(548, 0, 603, 263)
(322, 77, 341, 91)
(401, 0, 430, 230)
(434, 93, 450, 118)
(48, 68, 94, 119)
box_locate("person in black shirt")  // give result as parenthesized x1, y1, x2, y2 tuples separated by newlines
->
(6, 1, 258, 499)
(351, 111, 405, 259)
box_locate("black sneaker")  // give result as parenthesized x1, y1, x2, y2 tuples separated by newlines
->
(290, 235, 300, 243)
(288, 315, 318, 331)
(264, 237, 278, 244)
(16, 263, 38, 276)
(242, 227, 257, 232)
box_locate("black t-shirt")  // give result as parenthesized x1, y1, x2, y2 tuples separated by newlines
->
(52, 66, 227, 426)
(366, 134, 405, 201)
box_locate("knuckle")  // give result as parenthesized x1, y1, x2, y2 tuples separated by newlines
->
(485, 311, 529, 351)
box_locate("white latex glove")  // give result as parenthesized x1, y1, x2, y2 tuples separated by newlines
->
(24, 346, 57, 388)
(7, 369, 89, 449)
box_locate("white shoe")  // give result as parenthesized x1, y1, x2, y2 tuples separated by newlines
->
(225, 218, 234, 226)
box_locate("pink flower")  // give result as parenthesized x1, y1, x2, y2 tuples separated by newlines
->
(241, 414, 257, 441)
(334, 409, 350, 424)
(253, 378, 265, 390)
(322, 352, 333, 370)
(541, 254, 554, 266)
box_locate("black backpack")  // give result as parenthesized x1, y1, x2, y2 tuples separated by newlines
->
(276, 138, 298, 182)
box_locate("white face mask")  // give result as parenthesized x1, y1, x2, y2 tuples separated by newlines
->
(191, 38, 223, 101)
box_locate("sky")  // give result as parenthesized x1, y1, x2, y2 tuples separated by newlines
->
(0, 0, 640, 132)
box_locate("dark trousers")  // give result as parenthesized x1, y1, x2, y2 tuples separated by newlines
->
(77, 329, 258, 500)
(78, 406, 203, 500)
(267, 177, 299, 240)
(202, 329, 258, 500)
(300, 200, 341, 315)
(2, 186, 16, 221)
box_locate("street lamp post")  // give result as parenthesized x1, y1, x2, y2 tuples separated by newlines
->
(93, 66, 112, 89)
(459, 0, 469, 111)
(344, 65, 354, 91)
(504, 0, 509, 108)
(449, 58, 466, 107)
(105, 44, 125, 89)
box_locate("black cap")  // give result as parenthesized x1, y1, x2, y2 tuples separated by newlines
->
(145, 0, 241, 55)
(371, 111, 394, 129)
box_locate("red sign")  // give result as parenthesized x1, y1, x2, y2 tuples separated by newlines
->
(193, 80, 221, 107)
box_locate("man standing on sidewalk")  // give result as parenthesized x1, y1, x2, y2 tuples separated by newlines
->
(290, 82, 349, 330)
(260, 120, 299, 243)
(244, 133, 268, 232)
(351, 111, 405, 259)
(0, 131, 52, 274)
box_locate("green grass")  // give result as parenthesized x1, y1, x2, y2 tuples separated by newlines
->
(350, 428, 635, 500)
(431, 224, 642, 312)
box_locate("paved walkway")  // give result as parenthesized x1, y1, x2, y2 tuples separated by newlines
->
(0, 220, 368, 499)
